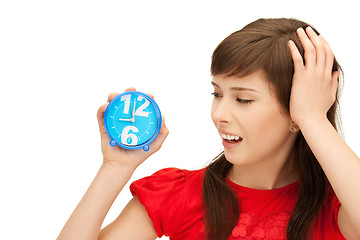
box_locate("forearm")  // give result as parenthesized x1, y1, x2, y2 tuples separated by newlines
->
(298, 117, 360, 228)
(57, 163, 135, 240)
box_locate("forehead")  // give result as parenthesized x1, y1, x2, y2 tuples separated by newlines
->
(211, 70, 272, 94)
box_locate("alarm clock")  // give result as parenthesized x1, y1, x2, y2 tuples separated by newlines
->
(104, 91, 162, 151)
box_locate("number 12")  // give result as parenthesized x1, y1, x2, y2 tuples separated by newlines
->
(120, 94, 149, 117)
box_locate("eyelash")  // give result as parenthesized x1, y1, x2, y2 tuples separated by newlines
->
(211, 92, 253, 104)
(236, 98, 253, 104)
(211, 92, 221, 98)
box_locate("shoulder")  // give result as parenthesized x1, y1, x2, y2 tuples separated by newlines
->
(129, 167, 206, 237)
(130, 167, 205, 194)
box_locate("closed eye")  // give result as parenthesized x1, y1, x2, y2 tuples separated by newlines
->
(212, 92, 253, 104)
(211, 92, 222, 98)
(236, 98, 253, 104)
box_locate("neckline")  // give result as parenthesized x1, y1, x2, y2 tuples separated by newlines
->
(225, 177, 299, 193)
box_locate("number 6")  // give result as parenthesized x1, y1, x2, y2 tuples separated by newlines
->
(121, 126, 138, 145)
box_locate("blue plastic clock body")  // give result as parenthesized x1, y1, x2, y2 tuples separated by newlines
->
(104, 91, 162, 151)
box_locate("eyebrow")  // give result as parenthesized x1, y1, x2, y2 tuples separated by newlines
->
(211, 81, 258, 92)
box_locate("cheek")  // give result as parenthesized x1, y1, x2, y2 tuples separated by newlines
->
(210, 101, 215, 117)
(210, 100, 220, 125)
(245, 107, 291, 144)
(210, 105, 215, 125)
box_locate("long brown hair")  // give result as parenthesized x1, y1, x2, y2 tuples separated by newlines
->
(202, 18, 343, 240)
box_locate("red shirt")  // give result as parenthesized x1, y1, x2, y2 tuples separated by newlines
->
(130, 168, 345, 239)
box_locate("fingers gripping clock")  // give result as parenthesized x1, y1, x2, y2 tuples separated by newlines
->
(104, 91, 162, 152)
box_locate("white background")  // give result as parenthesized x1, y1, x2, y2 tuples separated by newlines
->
(1, 0, 359, 239)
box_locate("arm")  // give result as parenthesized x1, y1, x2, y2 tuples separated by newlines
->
(57, 89, 169, 240)
(297, 115, 360, 239)
(288, 27, 360, 239)
(99, 196, 158, 240)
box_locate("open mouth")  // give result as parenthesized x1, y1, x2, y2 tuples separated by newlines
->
(220, 133, 243, 143)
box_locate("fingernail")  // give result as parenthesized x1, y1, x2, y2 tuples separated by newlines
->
(306, 26, 315, 33)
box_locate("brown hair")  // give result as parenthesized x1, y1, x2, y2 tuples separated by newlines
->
(202, 18, 343, 240)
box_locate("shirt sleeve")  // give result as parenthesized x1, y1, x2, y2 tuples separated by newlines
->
(130, 168, 187, 238)
(312, 186, 346, 239)
(329, 188, 342, 233)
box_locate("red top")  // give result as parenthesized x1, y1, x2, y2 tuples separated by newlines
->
(130, 168, 345, 240)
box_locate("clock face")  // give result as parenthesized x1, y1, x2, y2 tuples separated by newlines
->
(104, 91, 161, 150)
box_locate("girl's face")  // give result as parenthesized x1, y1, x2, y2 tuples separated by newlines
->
(211, 70, 297, 167)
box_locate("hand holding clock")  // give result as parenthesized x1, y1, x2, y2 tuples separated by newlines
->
(97, 88, 169, 171)
(57, 88, 168, 239)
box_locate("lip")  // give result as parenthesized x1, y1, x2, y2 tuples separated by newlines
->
(218, 129, 241, 138)
(218, 128, 236, 135)
(222, 138, 242, 149)
(218, 129, 243, 149)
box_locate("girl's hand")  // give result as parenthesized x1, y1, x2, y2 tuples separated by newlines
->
(97, 87, 169, 171)
(288, 27, 339, 127)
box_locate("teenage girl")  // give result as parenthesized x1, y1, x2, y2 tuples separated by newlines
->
(57, 18, 360, 240)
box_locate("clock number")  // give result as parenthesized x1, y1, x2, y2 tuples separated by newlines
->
(135, 96, 150, 117)
(120, 94, 131, 114)
(121, 126, 139, 145)
(120, 94, 150, 117)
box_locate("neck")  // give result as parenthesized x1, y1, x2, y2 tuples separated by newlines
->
(227, 149, 299, 190)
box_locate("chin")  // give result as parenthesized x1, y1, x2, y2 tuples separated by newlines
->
(223, 150, 251, 165)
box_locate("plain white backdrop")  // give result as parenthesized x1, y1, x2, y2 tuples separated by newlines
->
(0, 0, 359, 239)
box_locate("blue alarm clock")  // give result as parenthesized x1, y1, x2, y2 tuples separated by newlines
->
(104, 91, 162, 151)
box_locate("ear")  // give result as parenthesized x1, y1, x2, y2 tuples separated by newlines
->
(290, 121, 299, 133)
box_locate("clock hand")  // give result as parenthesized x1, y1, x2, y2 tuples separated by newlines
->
(119, 118, 132, 121)
(131, 100, 136, 123)
(118, 101, 136, 122)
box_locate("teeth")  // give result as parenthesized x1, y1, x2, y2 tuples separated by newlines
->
(221, 133, 241, 141)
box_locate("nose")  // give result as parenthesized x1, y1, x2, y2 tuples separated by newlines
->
(211, 97, 232, 124)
